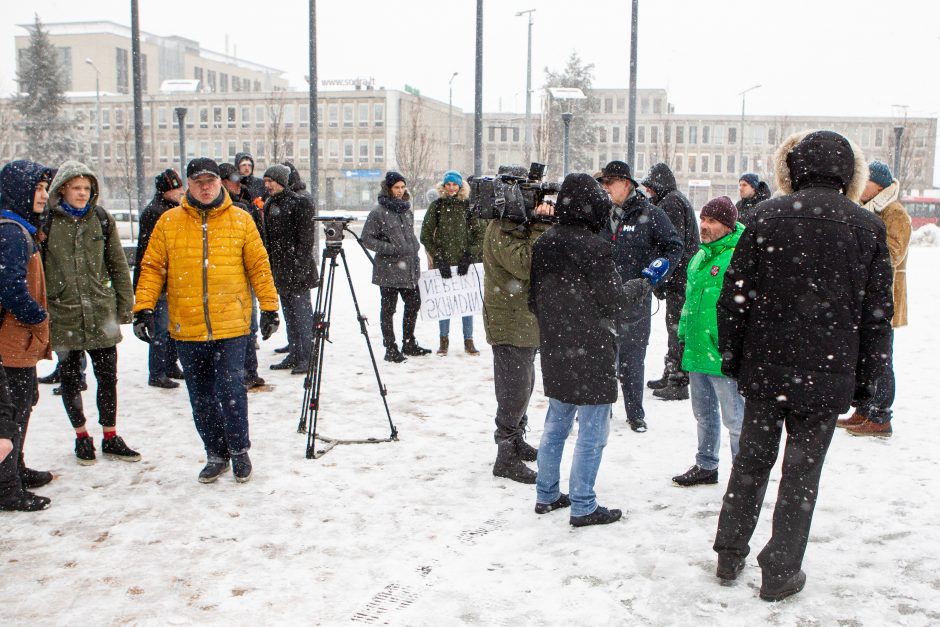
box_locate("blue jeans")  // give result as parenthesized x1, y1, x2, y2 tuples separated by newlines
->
(176, 336, 250, 461)
(863, 329, 894, 424)
(689, 372, 744, 471)
(439, 315, 473, 339)
(149, 294, 178, 379)
(281, 290, 314, 366)
(536, 398, 612, 517)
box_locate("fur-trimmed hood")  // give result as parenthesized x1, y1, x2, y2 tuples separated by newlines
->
(435, 181, 470, 201)
(773, 130, 867, 202)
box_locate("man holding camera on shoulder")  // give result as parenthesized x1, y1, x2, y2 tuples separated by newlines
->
(482, 192, 555, 484)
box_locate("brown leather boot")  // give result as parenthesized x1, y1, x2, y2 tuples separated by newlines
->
(846, 419, 893, 438)
(464, 339, 480, 355)
(836, 411, 867, 429)
(436, 336, 448, 356)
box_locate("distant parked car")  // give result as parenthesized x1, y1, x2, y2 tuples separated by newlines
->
(109, 208, 140, 241)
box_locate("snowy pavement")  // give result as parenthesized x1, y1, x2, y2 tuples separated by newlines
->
(3, 243, 939, 626)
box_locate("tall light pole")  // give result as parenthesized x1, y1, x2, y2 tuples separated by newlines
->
(549, 87, 586, 176)
(626, 0, 638, 167)
(448, 71, 458, 170)
(309, 0, 319, 250)
(174, 107, 187, 178)
(516, 8, 535, 164)
(130, 0, 146, 213)
(891, 104, 909, 188)
(84, 58, 102, 171)
(474, 0, 483, 176)
(738, 84, 761, 173)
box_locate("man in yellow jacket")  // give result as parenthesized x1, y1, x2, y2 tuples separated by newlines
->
(133, 158, 280, 483)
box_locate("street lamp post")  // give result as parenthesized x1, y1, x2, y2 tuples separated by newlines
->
(515, 8, 535, 164)
(549, 87, 586, 177)
(174, 107, 188, 177)
(626, 0, 638, 167)
(84, 58, 102, 171)
(448, 71, 458, 170)
(893, 126, 904, 183)
(474, 0, 483, 176)
(738, 84, 761, 173)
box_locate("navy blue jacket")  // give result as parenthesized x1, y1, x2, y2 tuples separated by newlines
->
(601, 192, 683, 284)
(0, 160, 51, 326)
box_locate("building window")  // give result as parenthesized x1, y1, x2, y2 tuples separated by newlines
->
(159, 142, 169, 161)
(616, 97, 625, 113)
(359, 139, 369, 163)
(343, 104, 354, 128)
(284, 104, 294, 128)
(255, 105, 265, 127)
(488, 127, 496, 142)
(200, 141, 209, 156)
(604, 97, 613, 114)
(220, 73, 228, 93)
(255, 141, 265, 158)
(636, 152, 645, 171)
(637, 126, 645, 144)
(328, 104, 338, 127)
(374, 139, 384, 162)
(487, 153, 496, 170)
(228, 141, 236, 159)
(207, 70, 217, 92)
(328, 139, 339, 159)
(727, 155, 735, 173)
(140, 53, 148, 94)
(116, 48, 129, 94)
(242, 141, 251, 154)
(653, 99, 662, 114)
(650, 126, 658, 144)
(599, 126, 607, 143)
(101, 109, 110, 129)
(199, 107, 208, 129)
(641, 98, 650, 115)
(299, 105, 309, 127)
(513, 127, 520, 142)
(768, 127, 777, 146)
(689, 126, 697, 145)
(714, 154, 722, 173)
(675, 154, 683, 172)
(343, 139, 353, 162)
(676, 126, 684, 144)
(115, 108, 124, 127)
(728, 127, 737, 145)
(702, 126, 710, 144)
(103, 143, 112, 160)
(317, 104, 324, 127)
(612, 126, 620, 143)
(157, 107, 167, 129)
(227, 107, 236, 128)
(285, 140, 294, 159)
(193, 66, 203, 85)
(688, 155, 696, 173)
(359, 103, 369, 127)
(241, 106, 250, 128)
(214, 141, 222, 160)
(875, 128, 884, 147)
(701, 155, 709, 173)
(500, 127, 508, 142)
(741, 155, 748, 170)
(253, 80, 261, 92)
(374, 103, 385, 127)
(713, 126, 725, 145)
(213, 107, 222, 129)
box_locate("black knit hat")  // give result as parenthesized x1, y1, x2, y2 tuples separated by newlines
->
(384, 171, 406, 188)
(186, 158, 220, 180)
(218, 163, 241, 182)
(154, 168, 183, 193)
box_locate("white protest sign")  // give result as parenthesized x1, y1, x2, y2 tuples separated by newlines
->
(418, 263, 484, 322)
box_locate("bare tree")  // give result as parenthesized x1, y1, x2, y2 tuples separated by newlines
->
(395, 98, 438, 208)
(0, 99, 19, 161)
(891, 121, 931, 194)
(266, 89, 287, 164)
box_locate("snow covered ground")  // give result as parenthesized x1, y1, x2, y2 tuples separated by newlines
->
(4, 239, 939, 626)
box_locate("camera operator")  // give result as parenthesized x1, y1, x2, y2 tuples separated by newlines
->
(483, 198, 554, 484)
(597, 161, 683, 433)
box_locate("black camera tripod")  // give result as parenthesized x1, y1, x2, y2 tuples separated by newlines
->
(296, 220, 398, 459)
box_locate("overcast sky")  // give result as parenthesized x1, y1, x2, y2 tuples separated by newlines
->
(3, 0, 939, 183)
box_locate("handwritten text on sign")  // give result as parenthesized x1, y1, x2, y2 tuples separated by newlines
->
(418, 263, 484, 322)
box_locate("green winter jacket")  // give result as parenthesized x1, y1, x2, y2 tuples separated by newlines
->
(44, 161, 134, 351)
(420, 182, 485, 266)
(678, 222, 744, 376)
(482, 218, 551, 347)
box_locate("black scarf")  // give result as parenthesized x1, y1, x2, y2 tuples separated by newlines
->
(378, 194, 411, 214)
(186, 189, 226, 212)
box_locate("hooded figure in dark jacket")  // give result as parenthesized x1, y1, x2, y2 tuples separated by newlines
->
(235, 152, 267, 203)
(641, 162, 700, 399)
(712, 130, 893, 602)
(530, 173, 667, 527)
(735, 172, 772, 226)
(0, 160, 54, 512)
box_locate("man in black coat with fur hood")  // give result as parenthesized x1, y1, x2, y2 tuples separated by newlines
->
(712, 130, 893, 602)
(640, 162, 700, 400)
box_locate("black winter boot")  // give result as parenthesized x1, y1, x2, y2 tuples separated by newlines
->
(515, 438, 538, 462)
(18, 452, 53, 489)
(384, 343, 407, 363)
(102, 435, 141, 462)
(646, 372, 670, 390)
(570, 505, 623, 527)
(653, 373, 690, 401)
(198, 459, 230, 484)
(492, 441, 536, 484)
(0, 489, 51, 512)
(232, 452, 252, 483)
(401, 338, 431, 356)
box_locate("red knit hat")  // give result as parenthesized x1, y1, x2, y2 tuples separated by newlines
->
(700, 196, 737, 229)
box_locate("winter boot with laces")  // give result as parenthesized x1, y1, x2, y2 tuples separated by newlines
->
(102, 435, 141, 462)
(402, 338, 432, 356)
(384, 343, 407, 363)
(437, 336, 449, 356)
(653, 373, 690, 401)
(492, 440, 536, 484)
(74, 435, 97, 465)
(515, 437, 538, 462)
(836, 411, 867, 429)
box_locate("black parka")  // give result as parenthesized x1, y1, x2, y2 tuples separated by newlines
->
(735, 180, 771, 226)
(133, 192, 176, 290)
(718, 130, 894, 414)
(641, 162, 699, 297)
(262, 188, 319, 294)
(600, 192, 683, 285)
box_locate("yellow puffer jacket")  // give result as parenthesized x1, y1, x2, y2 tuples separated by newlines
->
(133, 192, 279, 341)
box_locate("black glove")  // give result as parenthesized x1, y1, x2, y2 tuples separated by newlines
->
(435, 257, 452, 280)
(622, 277, 652, 310)
(133, 309, 155, 343)
(456, 252, 472, 276)
(260, 310, 280, 341)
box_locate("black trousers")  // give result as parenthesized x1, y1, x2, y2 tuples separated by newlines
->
(60, 347, 118, 430)
(0, 366, 37, 499)
(379, 287, 421, 347)
(492, 345, 537, 443)
(664, 292, 687, 379)
(713, 398, 838, 581)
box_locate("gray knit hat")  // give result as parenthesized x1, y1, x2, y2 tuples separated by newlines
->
(263, 164, 290, 188)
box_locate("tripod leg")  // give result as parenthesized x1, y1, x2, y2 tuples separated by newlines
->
(297, 247, 331, 433)
(339, 248, 398, 440)
(305, 253, 338, 458)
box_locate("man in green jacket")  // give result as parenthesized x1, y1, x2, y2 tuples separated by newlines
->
(672, 196, 745, 487)
(483, 205, 553, 484)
